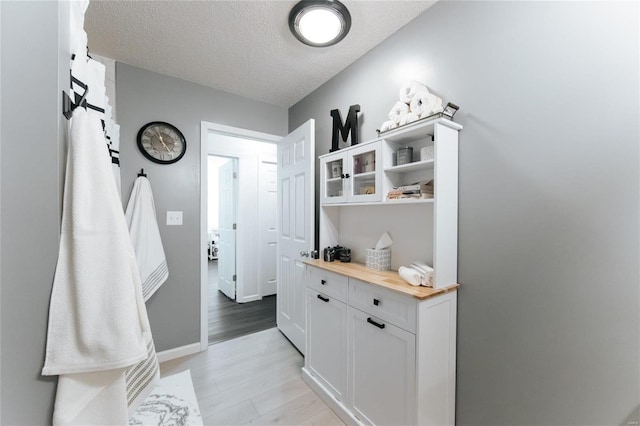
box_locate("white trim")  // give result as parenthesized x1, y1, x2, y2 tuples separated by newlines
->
(156, 342, 202, 364)
(200, 121, 282, 350)
(302, 368, 362, 426)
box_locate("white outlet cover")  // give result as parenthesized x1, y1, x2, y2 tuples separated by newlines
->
(167, 211, 183, 226)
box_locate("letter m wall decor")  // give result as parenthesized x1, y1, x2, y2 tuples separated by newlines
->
(330, 104, 360, 152)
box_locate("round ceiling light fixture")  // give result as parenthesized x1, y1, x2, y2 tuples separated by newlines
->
(289, 0, 351, 47)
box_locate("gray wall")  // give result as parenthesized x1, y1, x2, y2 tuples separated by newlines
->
(116, 62, 287, 351)
(0, 1, 69, 424)
(289, 1, 639, 424)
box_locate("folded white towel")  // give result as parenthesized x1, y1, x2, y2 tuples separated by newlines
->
(411, 261, 434, 287)
(421, 103, 444, 119)
(388, 101, 409, 123)
(399, 80, 429, 104)
(126, 176, 169, 301)
(379, 120, 395, 132)
(398, 110, 410, 126)
(399, 266, 423, 286)
(407, 112, 420, 124)
(412, 93, 443, 117)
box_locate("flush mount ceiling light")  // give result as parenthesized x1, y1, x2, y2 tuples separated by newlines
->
(289, 0, 351, 47)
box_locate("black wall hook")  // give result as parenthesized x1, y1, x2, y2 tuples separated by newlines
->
(138, 168, 147, 177)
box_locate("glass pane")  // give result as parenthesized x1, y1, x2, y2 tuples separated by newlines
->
(353, 176, 376, 196)
(326, 159, 344, 198)
(352, 150, 375, 175)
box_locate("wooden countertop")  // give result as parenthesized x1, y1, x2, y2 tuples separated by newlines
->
(304, 259, 459, 300)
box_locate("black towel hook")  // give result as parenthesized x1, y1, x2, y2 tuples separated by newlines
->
(138, 168, 147, 177)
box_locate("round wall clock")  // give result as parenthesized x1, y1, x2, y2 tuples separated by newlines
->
(137, 121, 186, 164)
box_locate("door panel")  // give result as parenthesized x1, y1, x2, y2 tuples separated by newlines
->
(259, 160, 278, 296)
(277, 120, 315, 354)
(218, 159, 237, 300)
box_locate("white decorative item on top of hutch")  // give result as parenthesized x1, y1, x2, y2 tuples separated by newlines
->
(304, 116, 462, 426)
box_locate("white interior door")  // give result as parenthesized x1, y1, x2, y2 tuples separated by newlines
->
(218, 159, 237, 300)
(277, 120, 315, 354)
(259, 158, 278, 297)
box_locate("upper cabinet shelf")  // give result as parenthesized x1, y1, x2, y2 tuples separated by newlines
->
(378, 116, 462, 145)
(320, 117, 461, 206)
(384, 159, 434, 174)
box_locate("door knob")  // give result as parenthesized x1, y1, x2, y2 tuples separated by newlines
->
(300, 250, 309, 257)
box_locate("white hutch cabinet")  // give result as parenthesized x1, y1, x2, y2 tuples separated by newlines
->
(303, 117, 462, 426)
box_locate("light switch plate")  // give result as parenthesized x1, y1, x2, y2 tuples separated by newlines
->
(167, 211, 183, 226)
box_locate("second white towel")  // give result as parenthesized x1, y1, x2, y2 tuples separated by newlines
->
(125, 176, 169, 301)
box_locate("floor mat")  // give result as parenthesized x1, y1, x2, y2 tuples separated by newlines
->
(130, 369, 203, 426)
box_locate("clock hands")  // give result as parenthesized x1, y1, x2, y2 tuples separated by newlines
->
(155, 129, 173, 157)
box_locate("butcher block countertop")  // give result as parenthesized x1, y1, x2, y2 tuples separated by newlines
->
(304, 259, 459, 300)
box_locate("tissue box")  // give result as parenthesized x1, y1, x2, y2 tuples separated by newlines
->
(366, 248, 391, 271)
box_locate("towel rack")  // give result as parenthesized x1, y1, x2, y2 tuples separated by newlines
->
(62, 87, 89, 120)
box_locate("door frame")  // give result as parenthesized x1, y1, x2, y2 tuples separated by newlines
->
(200, 121, 281, 350)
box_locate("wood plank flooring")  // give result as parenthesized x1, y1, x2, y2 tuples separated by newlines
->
(208, 261, 277, 345)
(160, 327, 345, 426)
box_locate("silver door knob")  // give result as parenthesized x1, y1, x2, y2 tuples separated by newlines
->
(300, 250, 309, 257)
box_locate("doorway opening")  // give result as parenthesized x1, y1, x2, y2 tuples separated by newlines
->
(201, 122, 281, 347)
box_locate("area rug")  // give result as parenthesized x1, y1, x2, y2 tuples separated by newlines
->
(129, 369, 203, 426)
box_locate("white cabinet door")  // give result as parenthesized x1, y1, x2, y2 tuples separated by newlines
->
(348, 307, 416, 426)
(346, 142, 382, 203)
(319, 141, 382, 205)
(306, 288, 348, 402)
(277, 120, 315, 354)
(320, 154, 347, 204)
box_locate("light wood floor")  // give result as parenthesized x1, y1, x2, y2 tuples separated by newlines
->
(161, 327, 345, 426)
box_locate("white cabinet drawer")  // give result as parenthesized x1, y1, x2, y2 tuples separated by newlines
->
(348, 278, 417, 333)
(307, 266, 348, 303)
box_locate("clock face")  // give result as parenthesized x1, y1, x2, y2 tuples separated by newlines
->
(136, 122, 186, 164)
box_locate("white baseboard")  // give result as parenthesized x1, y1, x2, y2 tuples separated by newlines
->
(302, 368, 362, 426)
(157, 342, 203, 364)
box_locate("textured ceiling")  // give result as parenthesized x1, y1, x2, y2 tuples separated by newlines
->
(84, 0, 436, 107)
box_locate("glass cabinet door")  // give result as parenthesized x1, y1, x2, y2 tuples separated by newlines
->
(347, 142, 382, 202)
(321, 156, 347, 203)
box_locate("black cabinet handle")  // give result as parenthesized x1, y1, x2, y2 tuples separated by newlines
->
(373, 298, 380, 306)
(317, 294, 330, 303)
(344, 173, 350, 179)
(341, 174, 345, 179)
(321, 279, 327, 285)
(367, 317, 385, 329)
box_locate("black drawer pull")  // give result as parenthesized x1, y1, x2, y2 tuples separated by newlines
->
(321, 279, 327, 285)
(373, 298, 380, 306)
(367, 317, 385, 329)
(317, 294, 330, 303)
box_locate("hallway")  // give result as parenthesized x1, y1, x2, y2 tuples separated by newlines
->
(208, 260, 277, 345)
